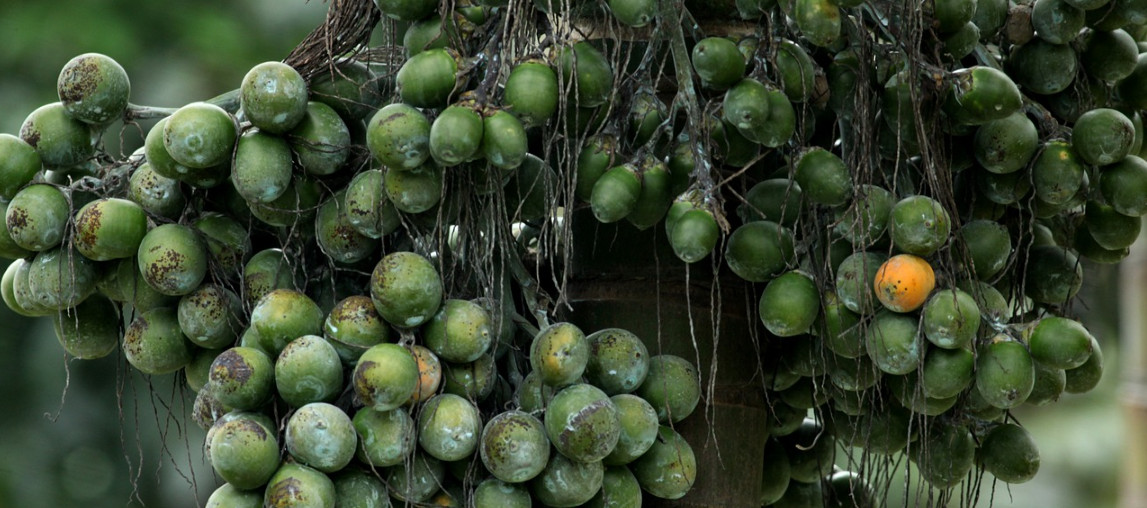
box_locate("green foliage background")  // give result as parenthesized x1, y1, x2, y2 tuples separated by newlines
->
(0, 1, 1128, 507)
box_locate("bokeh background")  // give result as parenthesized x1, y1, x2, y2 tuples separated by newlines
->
(0, 1, 1130, 507)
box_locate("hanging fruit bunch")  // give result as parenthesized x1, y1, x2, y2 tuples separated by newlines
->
(0, 0, 1136, 505)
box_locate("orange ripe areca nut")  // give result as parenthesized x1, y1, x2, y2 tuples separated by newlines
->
(874, 254, 935, 313)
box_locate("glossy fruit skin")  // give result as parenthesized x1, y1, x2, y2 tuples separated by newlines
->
(759, 270, 820, 337)
(1031, 0, 1084, 44)
(835, 251, 888, 314)
(285, 402, 358, 473)
(480, 410, 550, 483)
(821, 292, 864, 358)
(734, 81, 796, 147)
(263, 462, 337, 508)
(129, 163, 185, 219)
(1064, 336, 1103, 393)
(670, 208, 720, 263)
(739, 178, 802, 226)
(353, 406, 416, 467)
(423, 298, 493, 363)
(323, 295, 390, 367)
(603, 393, 659, 465)
(250, 288, 324, 356)
(1007, 39, 1078, 96)
(775, 39, 817, 103)
(1024, 245, 1083, 304)
(631, 425, 697, 499)
(1083, 28, 1139, 82)
(575, 135, 616, 202)
(353, 343, 420, 411)
(19, 102, 94, 168)
(291, 101, 351, 176)
(545, 383, 621, 463)
(387, 451, 445, 503)
(205, 483, 262, 508)
(530, 453, 604, 507)
(625, 158, 672, 230)
(429, 105, 483, 167)
(1074, 108, 1136, 166)
(123, 307, 193, 375)
(956, 220, 1012, 280)
(275, 335, 344, 407)
(231, 129, 292, 204)
(584, 328, 649, 395)
(366, 103, 431, 170)
(974, 111, 1039, 174)
(482, 109, 528, 170)
(344, 169, 400, 239)
(103, 256, 176, 312)
(474, 478, 531, 508)
(178, 284, 243, 349)
(0, 134, 42, 201)
(865, 311, 922, 375)
(723, 78, 771, 140)
(1085, 200, 1140, 250)
(442, 352, 497, 400)
(208, 415, 281, 490)
(370, 251, 443, 328)
(397, 49, 459, 108)
(249, 175, 322, 227)
(889, 195, 951, 256)
(163, 102, 237, 169)
(530, 322, 589, 387)
(53, 294, 119, 359)
(193, 213, 250, 280)
(308, 59, 381, 121)
(590, 165, 641, 224)
(912, 422, 975, 488)
(979, 423, 1041, 484)
(556, 42, 614, 108)
(1028, 317, 1094, 370)
(795, 147, 852, 206)
(874, 254, 936, 313)
(921, 288, 980, 349)
(725, 221, 796, 282)
(57, 52, 131, 125)
(946, 66, 1022, 125)
(1100, 155, 1147, 216)
(314, 190, 377, 265)
(330, 469, 388, 508)
(635, 354, 701, 423)
(6, 183, 69, 252)
(208, 346, 274, 410)
(920, 346, 974, 399)
(242, 248, 295, 307)
(417, 393, 482, 462)
(74, 198, 148, 261)
(976, 338, 1035, 409)
(240, 61, 308, 134)
(516, 370, 555, 413)
(144, 116, 196, 180)
(836, 184, 895, 247)
(504, 61, 559, 126)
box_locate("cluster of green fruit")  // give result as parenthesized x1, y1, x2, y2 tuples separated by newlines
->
(0, 39, 713, 506)
(191, 250, 704, 507)
(679, 0, 1138, 504)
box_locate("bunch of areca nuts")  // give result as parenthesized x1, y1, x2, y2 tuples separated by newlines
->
(0, 43, 703, 507)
